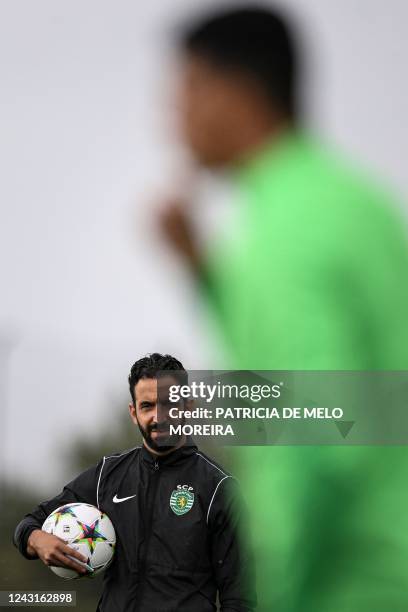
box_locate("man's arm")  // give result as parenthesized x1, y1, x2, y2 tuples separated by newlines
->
(13, 460, 103, 572)
(208, 477, 257, 612)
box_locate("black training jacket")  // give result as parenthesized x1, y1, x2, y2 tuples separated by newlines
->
(13, 442, 256, 612)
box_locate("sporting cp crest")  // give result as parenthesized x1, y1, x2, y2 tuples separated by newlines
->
(170, 488, 194, 516)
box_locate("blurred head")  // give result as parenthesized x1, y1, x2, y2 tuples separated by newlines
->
(177, 5, 299, 168)
(128, 353, 187, 453)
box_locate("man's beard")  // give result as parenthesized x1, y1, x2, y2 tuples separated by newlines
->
(136, 419, 181, 453)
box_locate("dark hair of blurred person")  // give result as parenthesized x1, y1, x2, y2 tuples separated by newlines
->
(177, 6, 299, 167)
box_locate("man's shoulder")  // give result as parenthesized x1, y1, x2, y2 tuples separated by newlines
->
(193, 451, 243, 521)
(263, 134, 398, 216)
(98, 446, 141, 473)
(194, 450, 233, 483)
(102, 446, 141, 461)
(266, 137, 406, 257)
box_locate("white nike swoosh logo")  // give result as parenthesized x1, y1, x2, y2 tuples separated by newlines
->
(112, 494, 136, 503)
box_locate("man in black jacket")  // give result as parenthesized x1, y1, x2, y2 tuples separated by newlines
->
(14, 353, 256, 612)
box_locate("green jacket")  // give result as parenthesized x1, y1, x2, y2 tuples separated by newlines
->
(204, 131, 408, 612)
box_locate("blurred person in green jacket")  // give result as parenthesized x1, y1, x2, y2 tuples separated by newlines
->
(161, 6, 408, 611)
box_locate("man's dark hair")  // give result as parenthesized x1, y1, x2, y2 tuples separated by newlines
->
(128, 353, 187, 405)
(179, 5, 299, 119)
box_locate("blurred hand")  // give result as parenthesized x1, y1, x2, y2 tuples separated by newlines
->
(159, 200, 202, 276)
(27, 529, 88, 574)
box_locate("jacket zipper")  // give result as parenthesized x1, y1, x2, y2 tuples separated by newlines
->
(136, 459, 160, 611)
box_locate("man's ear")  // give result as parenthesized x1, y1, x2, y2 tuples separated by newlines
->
(129, 402, 137, 424)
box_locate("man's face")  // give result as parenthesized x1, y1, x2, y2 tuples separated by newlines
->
(129, 376, 183, 452)
(177, 54, 259, 168)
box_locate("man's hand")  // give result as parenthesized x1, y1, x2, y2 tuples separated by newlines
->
(27, 529, 88, 574)
(159, 200, 202, 276)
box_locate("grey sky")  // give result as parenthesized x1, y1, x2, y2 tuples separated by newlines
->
(1, 0, 407, 493)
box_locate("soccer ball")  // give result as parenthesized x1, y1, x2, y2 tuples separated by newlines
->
(42, 503, 116, 579)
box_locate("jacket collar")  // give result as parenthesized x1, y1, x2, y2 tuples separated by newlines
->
(140, 438, 197, 468)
